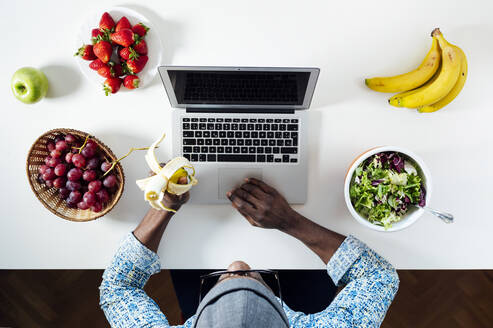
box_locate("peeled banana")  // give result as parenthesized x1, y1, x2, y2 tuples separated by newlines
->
(365, 36, 441, 93)
(136, 133, 197, 212)
(366, 28, 467, 113)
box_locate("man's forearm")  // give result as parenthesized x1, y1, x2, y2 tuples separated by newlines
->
(282, 210, 346, 264)
(133, 209, 175, 253)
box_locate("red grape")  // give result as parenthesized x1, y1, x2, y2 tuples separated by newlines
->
(47, 142, 56, 152)
(39, 165, 49, 175)
(65, 134, 77, 144)
(59, 187, 70, 199)
(72, 154, 86, 168)
(67, 168, 82, 181)
(88, 180, 102, 193)
(45, 179, 54, 188)
(44, 156, 51, 166)
(54, 134, 65, 143)
(83, 170, 97, 182)
(91, 202, 103, 213)
(53, 177, 66, 188)
(86, 157, 99, 169)
(77, 201, 90, 210)
(86, 141, 97, 150)
(42, 168, 56, 180)
(68, 190, 82, 203)
(96, 188, 110, 203)
(50, 149, 63, 159)
(101, 161, 112, 172)
(54, 163, 67, 176)
(47, 157, 61, 167)
(66, 201, 77, 208)
(103, 174, 117, 188)
(65, 152, 74, 164)
(55, 140, 68, 152)
(83, 191, 97, 206)
(66, 180, 81, 191)
(81, 146, 96, 158)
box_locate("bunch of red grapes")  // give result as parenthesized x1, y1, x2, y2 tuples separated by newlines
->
(37, 133, 118, 213)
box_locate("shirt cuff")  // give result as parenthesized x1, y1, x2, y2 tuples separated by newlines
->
(326, 235, 367, 285)
(117, 232, 161, 276)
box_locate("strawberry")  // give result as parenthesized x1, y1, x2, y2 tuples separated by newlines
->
(115, 16, 131, 32)
(110, 28, 135, 47)
(93, 40, 112, 63)
(97, 65, 112, 78)
(127, 55, 148, 74)
(99, 12, 115, 32)
(119, 47, 130, 60)
(89, 58, 105, 71)
(103, 77, 122, 95)
(91, 28, 109, 44)
(92, 28, 103, 39)
(132, 23, 149, 37)
(97, 62, 124, 78)
(112, 63, 124, 77)
(123, 75, 140, 89)
(119, 47, 139, 60)
(74, 44, 96, 60)
(133, 38, 147, 55)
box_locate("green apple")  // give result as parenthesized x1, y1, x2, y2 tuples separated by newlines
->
(11, 67, 49, 104)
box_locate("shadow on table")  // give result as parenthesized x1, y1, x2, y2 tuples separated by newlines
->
(42, 65, 81, 99)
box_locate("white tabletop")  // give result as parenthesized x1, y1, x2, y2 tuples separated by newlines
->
(1, 0, 492, 269)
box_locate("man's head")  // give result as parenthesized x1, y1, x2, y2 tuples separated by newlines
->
(215, 261, 270, 290)
(194, 260, 289, 328)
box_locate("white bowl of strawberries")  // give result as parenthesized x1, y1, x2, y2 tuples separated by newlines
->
(75, 7, 163, 95)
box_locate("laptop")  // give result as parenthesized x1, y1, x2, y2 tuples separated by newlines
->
(158, 66, 320, 204)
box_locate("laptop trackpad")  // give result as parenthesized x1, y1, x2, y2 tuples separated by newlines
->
(218, 168, 263, 199)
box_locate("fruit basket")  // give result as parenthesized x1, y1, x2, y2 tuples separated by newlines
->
(26, 128, 124, 222)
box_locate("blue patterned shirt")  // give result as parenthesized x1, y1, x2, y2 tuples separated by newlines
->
(100, 233, 399, 327)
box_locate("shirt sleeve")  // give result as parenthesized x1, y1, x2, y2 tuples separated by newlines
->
(99, 233, 182, 328)
(284, 235, 399, 328)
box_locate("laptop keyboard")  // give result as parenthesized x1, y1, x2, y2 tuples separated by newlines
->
(181, 117, 299, 163)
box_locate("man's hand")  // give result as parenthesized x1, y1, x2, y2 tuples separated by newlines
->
(149, 165, 190, 211)
(162, 176, 190, 211)
(227, 177, 346, 264)
(226, 178, 300, 232)
(134, 171, 190, 253)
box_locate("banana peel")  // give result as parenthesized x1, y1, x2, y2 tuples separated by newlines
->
(136, 133, 197, 212)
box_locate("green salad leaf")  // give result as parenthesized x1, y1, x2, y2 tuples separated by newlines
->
(349, 152, 426, 229)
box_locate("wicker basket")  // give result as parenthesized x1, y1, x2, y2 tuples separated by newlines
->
(26, 128, 125, 222)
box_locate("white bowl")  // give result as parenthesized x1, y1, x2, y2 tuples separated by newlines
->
(344, 146, 432, 232)
(75, 6, 163, 89)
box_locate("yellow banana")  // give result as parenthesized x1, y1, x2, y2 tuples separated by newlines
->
(393, 29, 461, 108)
(418, 46, 467, 113)
(365, 36, 440, 93)
(388, 67, 441, 107)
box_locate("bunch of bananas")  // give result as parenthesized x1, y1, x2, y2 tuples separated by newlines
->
(365, 28, 467, 113)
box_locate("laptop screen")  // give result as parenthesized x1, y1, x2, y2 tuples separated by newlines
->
(159, 67, 319, 109)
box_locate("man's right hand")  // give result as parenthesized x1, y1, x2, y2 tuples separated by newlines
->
(226, 178, 301, 232)
(227, 177, 346, 264)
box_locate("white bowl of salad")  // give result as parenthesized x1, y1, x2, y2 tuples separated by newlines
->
(344, 146, 432, 232)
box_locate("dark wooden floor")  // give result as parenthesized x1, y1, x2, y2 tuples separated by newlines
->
(1, 270, 492, 327)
